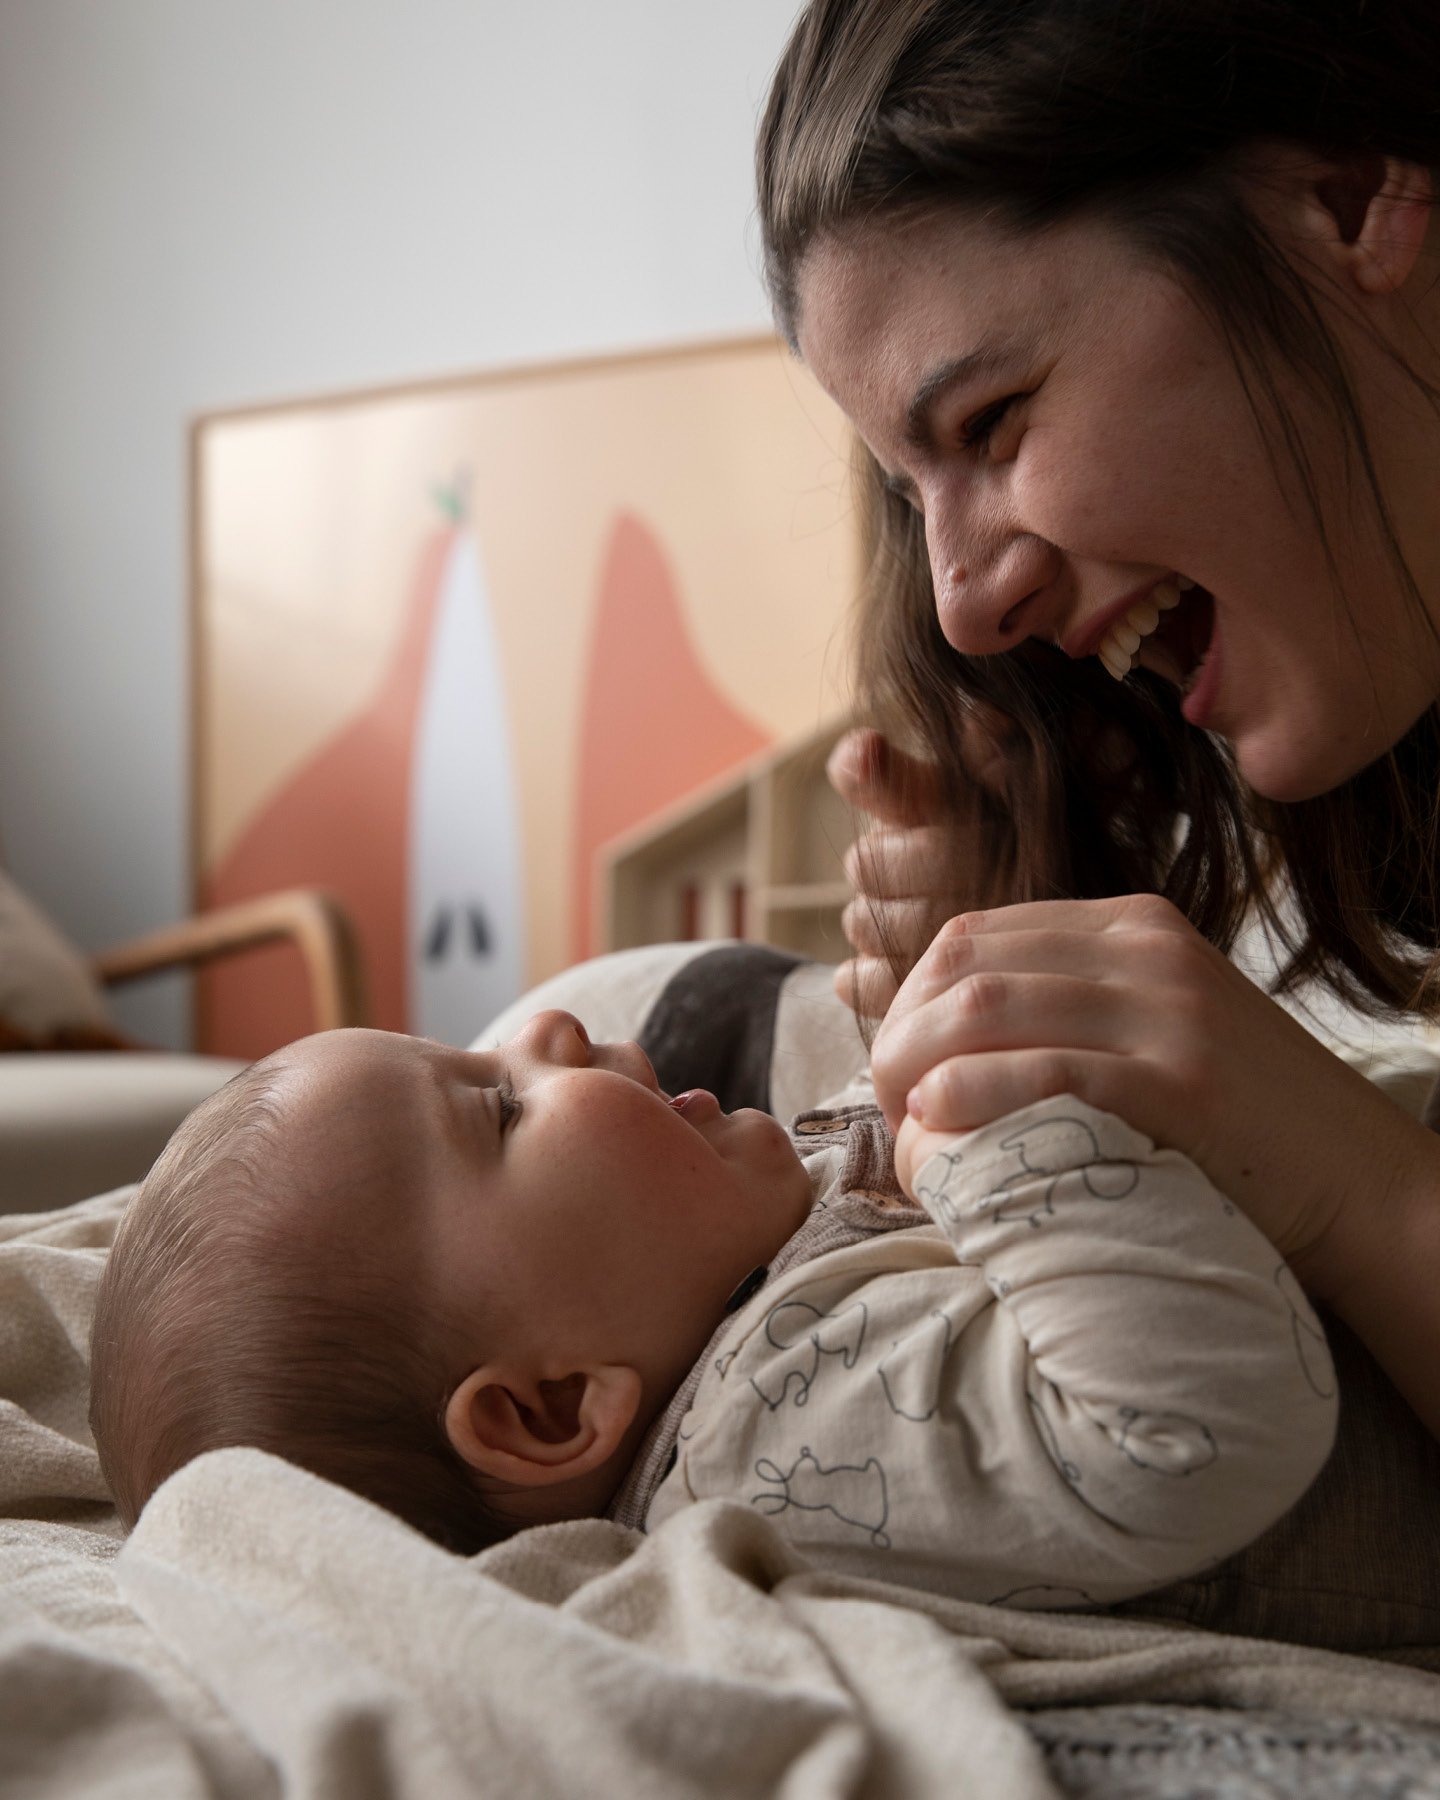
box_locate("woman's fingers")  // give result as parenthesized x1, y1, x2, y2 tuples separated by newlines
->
(826, 729, 944, 826)
(841, 894, 944, 961)
(871, 967, 1141, 1125)
(828, 734, 955, 1013)
(844, 824, 956, 900)
(833, 955, 901, 1021)
(886, 917, 1179, 1015)
(867, 895, 1228, 1130)
(956, 704, 1017, 799)
(931, 890, 1183, 941)
(902, 1047, 1147, 1135)
(892, 894, 1199, 1012)
(826, 724, 1028, 1022)
(842, 897, 1171, 1041)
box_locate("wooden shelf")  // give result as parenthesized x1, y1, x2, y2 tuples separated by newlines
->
(600, 719, 855, 959)
(757, 882, 853, 911)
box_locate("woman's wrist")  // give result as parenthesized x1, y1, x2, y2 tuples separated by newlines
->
(1286, 1106, 1440, 1301)
(1288, 1113, 1440, 1439)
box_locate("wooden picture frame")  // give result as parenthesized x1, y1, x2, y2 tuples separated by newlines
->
(190, 336, 858, 1058)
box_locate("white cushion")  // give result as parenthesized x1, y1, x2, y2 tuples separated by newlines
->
(0, 1054, 247, 1213)
(0, 870, 114, 1041)
(473, 941, 721, 1052)
(474, 942, 870, 1120)
(765, 957, 871, 1123)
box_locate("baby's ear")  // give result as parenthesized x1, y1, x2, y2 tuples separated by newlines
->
(444, 1364, 642, 1488)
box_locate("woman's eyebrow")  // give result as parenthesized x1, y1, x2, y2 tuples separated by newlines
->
(905, 344, 1015, 445)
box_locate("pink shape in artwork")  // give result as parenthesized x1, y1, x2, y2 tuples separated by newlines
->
(198, 528, 456, 1058)
(572, 512, 771, 960)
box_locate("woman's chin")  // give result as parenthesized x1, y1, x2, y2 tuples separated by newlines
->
(1233, 730, 1371, 806)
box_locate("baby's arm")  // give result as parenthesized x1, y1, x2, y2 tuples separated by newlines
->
(898, 1096, 1337, 1576)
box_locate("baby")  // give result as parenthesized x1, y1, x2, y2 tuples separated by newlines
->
(90, 1009, 1337, 1609)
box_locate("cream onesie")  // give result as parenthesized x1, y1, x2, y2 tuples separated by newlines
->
(638, 1092, 1338, 1610)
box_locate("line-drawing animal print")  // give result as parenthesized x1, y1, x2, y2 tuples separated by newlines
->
(989, 1583, 1098, 1609)
(1273, 1263, 1337, 1399)
(978, 1117, 1140, 1230)
(912, 1147, 968, 1230)
(878, 1309, 956, 1421)
(751, 1446, 891, 1547)
(749, 1300, 867, 1411)
(1028, 1388, 1083, 1486)
(1114, 1407, 1219, 1475)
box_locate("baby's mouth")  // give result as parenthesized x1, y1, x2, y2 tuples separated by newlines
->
(669, 1088, 720, 1126)
(1096, 578, 1215, 696)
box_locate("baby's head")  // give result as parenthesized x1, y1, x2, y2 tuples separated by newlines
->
(90, 1011, 813, 1548)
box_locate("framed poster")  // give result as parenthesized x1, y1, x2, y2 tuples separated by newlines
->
(192, 335, 857, 1059)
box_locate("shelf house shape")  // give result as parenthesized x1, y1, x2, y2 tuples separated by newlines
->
(600, 718, 856, 963)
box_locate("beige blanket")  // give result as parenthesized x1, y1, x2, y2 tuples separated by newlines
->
(5, 1187, 1440, 1799)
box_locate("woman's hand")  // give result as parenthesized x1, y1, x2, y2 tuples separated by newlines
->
(869, 892, 1440, 1309)
(828, 721, 1010, 1019)
(827, 730, 951, 1020)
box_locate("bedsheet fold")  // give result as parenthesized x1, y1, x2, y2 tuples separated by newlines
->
(115, 1448, 1440, 1800)
(1, 1182, 1439, 1798)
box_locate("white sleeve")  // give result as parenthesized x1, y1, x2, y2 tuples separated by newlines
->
(649, 1093, 1337, 1607)
(910, 1095, 1337, 1566)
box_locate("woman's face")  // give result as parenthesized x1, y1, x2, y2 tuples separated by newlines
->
(795, 206, 1440, 803)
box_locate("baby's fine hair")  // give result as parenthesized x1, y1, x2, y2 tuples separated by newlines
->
(89, 1058, 507, 1553)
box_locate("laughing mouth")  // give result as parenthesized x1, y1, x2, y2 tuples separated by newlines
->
(1095, 577, 1215, 695)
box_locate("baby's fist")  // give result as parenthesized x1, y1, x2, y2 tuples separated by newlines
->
(894, 1110, 951, 1208)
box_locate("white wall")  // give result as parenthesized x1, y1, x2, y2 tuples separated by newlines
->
(0, 0, 800, 1045)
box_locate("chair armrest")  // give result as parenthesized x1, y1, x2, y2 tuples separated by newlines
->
(91, 889, 370, 1032)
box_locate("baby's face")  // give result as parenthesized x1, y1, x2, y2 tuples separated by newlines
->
(273, 1014, 813, 1409)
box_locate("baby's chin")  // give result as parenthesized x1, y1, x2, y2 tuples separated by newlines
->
(753, 1115, 815, 1224)
(728, 1105, 806, 1164)
(679, 1106, 810, 1250)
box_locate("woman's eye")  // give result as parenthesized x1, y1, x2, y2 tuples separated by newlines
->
(496, 1080, 521, 1133)
(959, 393, 1026, 450)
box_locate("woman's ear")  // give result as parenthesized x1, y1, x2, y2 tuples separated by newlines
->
(1303, 153, 1432, 294)
(444, 1363, 643, 1488)
(1339, 157, 1432, 294)
(1246, 148, 1432, 296)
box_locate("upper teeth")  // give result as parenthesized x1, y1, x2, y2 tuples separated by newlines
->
(1097, 576, 1194, 680)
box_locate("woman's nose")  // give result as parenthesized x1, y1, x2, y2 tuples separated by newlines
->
(924, 491, 1063, 656)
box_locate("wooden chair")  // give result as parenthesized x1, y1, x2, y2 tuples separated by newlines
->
(91, 887, 369, 1034)
(1, 887, 369, 1212)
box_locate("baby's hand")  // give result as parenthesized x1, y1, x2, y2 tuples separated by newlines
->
(894, 1111, 958, 1208)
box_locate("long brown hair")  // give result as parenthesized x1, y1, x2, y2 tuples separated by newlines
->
(758, 0, 1440, 1015)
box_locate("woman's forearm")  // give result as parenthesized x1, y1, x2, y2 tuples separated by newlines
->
(1296, 1123, 1440, 1441)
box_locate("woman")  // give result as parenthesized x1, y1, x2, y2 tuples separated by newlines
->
(757, 0, 1440, 1656)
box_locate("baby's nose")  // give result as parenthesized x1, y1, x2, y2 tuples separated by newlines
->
(521, 1009, 592, 1066)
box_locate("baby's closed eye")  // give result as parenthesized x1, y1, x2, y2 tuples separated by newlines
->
(497, 1079, 522, 1132)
